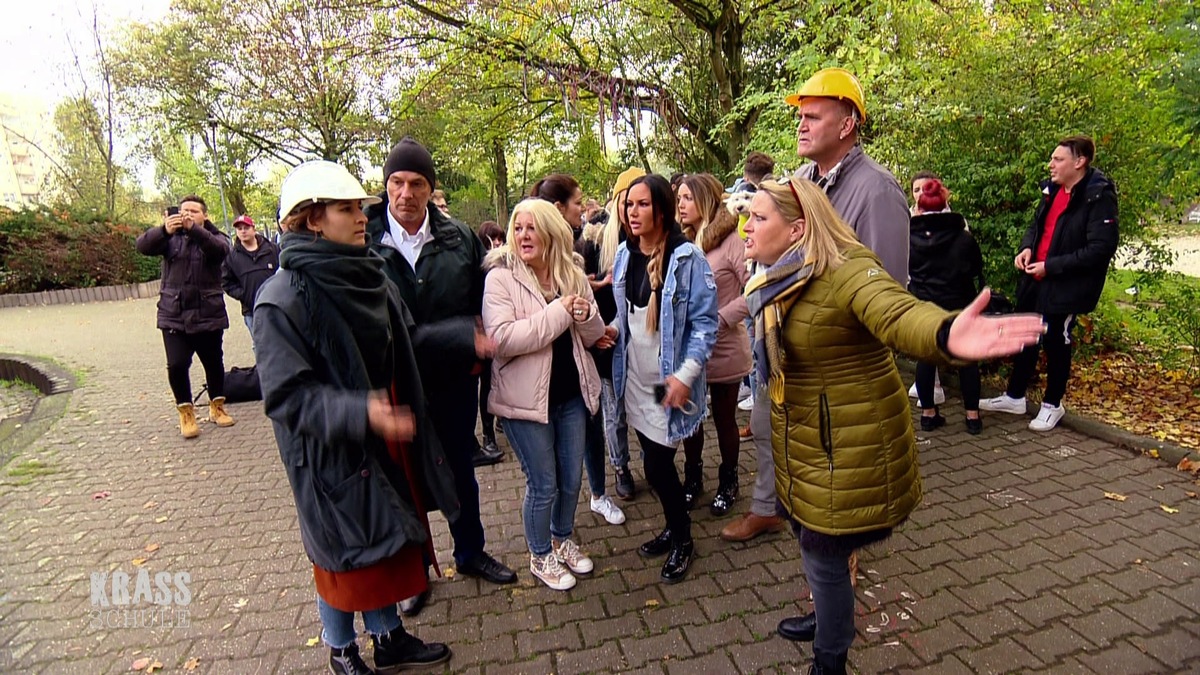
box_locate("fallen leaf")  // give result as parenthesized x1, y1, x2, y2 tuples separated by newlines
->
(1179, 458, 1200, 474)
(131, 657, 150, 671)
(233, 597, 247, 609)
(1103, 492, 1128, 502)
(644, 599, 660, 608)
(183, 657, 200, 671)
(220, 622, 232, 631)
(142, 500, 158, 509)
(305, 637, 320, 647)
(1147, 449, 1160, 459)
(146, 661, 163, 673)
(1156, 485, 1164, 490)
(1187, 492, 1197, 499)
(144, 543, 160, 553)
(1161, 504, 1180, 514)
(92, 491, 111, 501)
(132, 558, 147, 567)
(444, 568, 455, 579)
(154, 516, 168, 523)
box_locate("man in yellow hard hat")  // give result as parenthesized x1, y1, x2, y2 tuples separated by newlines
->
(787, 67, 910, 282)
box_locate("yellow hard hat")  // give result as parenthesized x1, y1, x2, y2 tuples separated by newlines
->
(784, 68, 867, 122)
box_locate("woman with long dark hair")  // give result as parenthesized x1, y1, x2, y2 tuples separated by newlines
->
(254, 161, 458, 674)
(612, 174, 718, 583)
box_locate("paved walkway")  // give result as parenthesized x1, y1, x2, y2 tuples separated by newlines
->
(1, 297, 1197, 674)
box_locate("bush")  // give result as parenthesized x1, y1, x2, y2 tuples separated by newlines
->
(0, 206, 160, 294)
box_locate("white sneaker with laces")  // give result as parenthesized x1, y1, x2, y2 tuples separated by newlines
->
(530, 552, 576, 590)
(553, 538, 594, 575)
(1029, 402, 1065, 431)
(908, 382, 945, 404)
(590, 495, 626, 525)
(979, 394, 1026, 415)
(737, 395, 755, 411)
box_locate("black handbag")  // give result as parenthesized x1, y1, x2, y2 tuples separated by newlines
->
(222, 365, 262, 403)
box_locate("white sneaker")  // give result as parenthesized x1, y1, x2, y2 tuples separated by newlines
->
(530, 552, 576, 590)
(908, 382, 945, 404)
(590, 495, 626, 525)
(737, 395, 755, 411)
(737, 382, 752, 400)
(979, 394, 1026, 415)
(553, 538, 594, 575)
(1029, 403, 1065, 431)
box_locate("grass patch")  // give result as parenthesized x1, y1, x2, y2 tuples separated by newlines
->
(0, 378, 41, 395)
(5, 457, 61, 485)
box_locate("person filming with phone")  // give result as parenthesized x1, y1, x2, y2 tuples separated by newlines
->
(137, 195, 235, 439)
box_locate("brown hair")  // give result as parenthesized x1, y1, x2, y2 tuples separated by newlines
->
(179, 194, 208, 213)
(679, 173, 737, 253)
(743, 152, 775, 184)
(1058, 134, 1095, 165)
(279, 203, 327, 234)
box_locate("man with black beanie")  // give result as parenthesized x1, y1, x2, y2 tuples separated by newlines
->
(366, 137, 517, 613)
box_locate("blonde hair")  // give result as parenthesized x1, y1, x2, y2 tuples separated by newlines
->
(679, 173, 736, 253)
(758, 177, 861, 277)
(500, 198, 588, 299)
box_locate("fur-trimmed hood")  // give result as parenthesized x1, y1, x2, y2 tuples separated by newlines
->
(482, 246, 587, 274)
(695, 210, 739, 254)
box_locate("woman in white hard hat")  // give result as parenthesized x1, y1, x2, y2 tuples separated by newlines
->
(253, 161, 458, 674)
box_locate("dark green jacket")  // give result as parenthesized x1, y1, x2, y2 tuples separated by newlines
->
(772, 247, 952, 536)
(366, 202, 486, 385)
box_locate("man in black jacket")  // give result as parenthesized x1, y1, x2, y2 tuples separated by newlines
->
(136, 195, 235, 438)
(981, 135, 1119, 431)
(366, 138, 517, 608)
(221, 214, 280, 341)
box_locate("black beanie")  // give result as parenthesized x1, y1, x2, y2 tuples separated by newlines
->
(383, 137, 436, 188)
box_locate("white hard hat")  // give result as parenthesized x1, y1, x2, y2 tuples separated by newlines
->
(278, 160, 382, 219)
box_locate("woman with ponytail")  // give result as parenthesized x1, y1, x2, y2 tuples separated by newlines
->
(611, 174, 718, 583)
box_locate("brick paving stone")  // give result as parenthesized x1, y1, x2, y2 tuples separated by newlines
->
(619, 628, 693, 669)
(1130, 628, 1200, 672)
(905, 619, 981, 661)
(1074, 641, 1169, 674)
(960, 635, 1045, 673)
(723, 638, 805, 673)
(952, 605, 1032, 644)
(664, 650, 738, 674)
(1016, 622, 1092, 663)
(554, 640, 626, 675)
(1063, 605, 1146, 649)
(1111, 589, 1195, 633)
(486, 653, 554, 675)
(681, 615, 754, 653)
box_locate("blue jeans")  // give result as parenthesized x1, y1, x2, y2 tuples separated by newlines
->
(243, 314, 254, 332)
(583, 409, 608, 497)
(316, 595, 401, 649)
(599, 378, 630, 469)
(802, 545, 856, 661)
(501, 397, 587, 556)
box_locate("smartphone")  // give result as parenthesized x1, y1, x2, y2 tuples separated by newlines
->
(166, 206, 180, 216)
(654, 383, 667, 404)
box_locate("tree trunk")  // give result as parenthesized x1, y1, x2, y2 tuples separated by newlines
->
(491, 137, 509, 222)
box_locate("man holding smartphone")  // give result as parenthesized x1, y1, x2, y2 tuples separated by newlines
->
(981, 135, 1119, 431)
(137, 195, 235, 439)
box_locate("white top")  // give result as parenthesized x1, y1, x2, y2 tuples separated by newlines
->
(624, 299, 672, 447)
(382, 207, 431, 270)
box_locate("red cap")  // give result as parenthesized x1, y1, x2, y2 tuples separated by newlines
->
(233, 214, 255, 227)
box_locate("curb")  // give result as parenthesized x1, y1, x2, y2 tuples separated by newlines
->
(0, 355, 78, 468)
(895, 357, 1199, 464)
(0, 280, 161, 309)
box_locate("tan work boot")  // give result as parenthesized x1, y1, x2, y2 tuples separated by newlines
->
(720, 512, 784, 542)
(177, 403, 200, 439)
(209, 397, 235, 427)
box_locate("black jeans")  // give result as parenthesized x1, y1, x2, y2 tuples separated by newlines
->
(636, 430, 691, 543)
(162, 329, 225, 404)
(915, 362, 980, 411)
(1005, 313, 1077, 406)
(428, 377, 486, 566)
(478, 363, 496, 442)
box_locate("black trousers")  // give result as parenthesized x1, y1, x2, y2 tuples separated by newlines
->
(478, 362, 496, 442)
(636, 430, 691, 543)
(428, 377, 486, 566)
(682, 381, 742, 475)
(916, 362, 981, 411)
(162, 329, 225, 404)
(1005, 313, 1077, 406)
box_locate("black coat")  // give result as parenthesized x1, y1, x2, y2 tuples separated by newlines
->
(365, 201, 485, 390)
(577, 237, 617, 379)
(221, 235, 280, 316)
(1017, 168, 1119, 315)
(252, 269, 459, 573)
(136, 221, 231, 333)
(907, 211, 982, 311)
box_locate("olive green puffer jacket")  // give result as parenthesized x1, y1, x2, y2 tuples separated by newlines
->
(771, 246, 952, 536)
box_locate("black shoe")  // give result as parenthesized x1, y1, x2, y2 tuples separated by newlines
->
(372, 627, 451, 673)
(638, 528, 672, 558)
(710, 466, 739, 517)
(777, 612, 816, 642)
(457, 551, 517, 584)
(472, 440, 503, 467)
(329, 642, 375, 675)
(920, 413, 946, 432)
(614, 466, 636, 501)
(660, 539, 694, 584)
(965, 416, 983, 435)
(808, 649, 848, 675)
(682, 471, 703, 511)
(398, 588, 430, 618)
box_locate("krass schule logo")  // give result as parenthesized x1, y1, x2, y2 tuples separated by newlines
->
(89, 569, 191, 629)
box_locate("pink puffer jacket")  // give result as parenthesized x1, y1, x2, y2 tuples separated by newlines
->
(482, 254, 605, 423)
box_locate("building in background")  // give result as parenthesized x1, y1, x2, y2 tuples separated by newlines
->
(0, 93, 54, 208)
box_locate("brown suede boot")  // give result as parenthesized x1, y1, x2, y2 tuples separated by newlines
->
(208, 397, 235, 427)
(177, 403, 200, 439)
(720, 513, 784, 542)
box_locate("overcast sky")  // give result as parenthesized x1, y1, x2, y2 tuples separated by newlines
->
(0, 0, 169, 107)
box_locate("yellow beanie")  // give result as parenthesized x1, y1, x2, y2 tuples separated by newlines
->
(611, 167, 647, 202)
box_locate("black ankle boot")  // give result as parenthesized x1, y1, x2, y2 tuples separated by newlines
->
(808, 649, 848, 675)
(660, 539, 694, 583)
(710, 466, 739, 516)
(682, 463, 703, 510)
(639, 528, 672, 558)
(329, 642, 375, 675)
(372, 627, 451, 673)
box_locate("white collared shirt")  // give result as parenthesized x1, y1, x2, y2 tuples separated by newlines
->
(383, 207, 431, 270)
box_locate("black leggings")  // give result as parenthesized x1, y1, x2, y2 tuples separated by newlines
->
(162, 329, 225, 404)
(478, 363, 495, 441)
(636, 430, 691, 543)
(915, 362, 980, 411)
(682, 381, 742, 474)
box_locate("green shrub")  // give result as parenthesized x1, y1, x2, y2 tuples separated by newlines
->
(0, 206, 161, 294)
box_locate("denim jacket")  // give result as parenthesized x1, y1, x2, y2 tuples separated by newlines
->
(612, 240, 719, 443)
